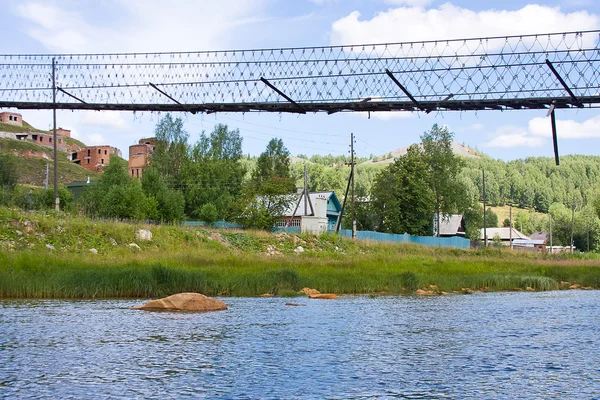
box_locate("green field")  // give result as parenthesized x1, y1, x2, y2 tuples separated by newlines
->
(1, 208, 598, 299)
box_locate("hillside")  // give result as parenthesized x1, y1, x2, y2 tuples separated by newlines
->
(362, 140, 480, 165)
(0, 136, 98, 186)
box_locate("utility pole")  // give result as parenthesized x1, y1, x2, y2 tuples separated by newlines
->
(483, 169, 487, 247)
(303, 165, 308, 216)
(549, 214, 553, 254)
(52, 58, 60, 211)
(570, 198, 576, 253)
(509, 202, 513, 250)
(45, 163, 49, 190)
(350, 132, 356, 239)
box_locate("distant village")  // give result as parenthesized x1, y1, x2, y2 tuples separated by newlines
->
(0, 111, 153, 179)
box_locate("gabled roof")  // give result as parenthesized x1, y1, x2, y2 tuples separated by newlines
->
(529, 232, 548, 242)
(437, 214, 465, 236)
(283, 191, 341, 217)
(481, 227, 529, 240)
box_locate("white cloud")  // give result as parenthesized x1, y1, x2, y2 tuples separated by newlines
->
(471, 123, 484, 130)
(15, 0, 269, 53)
(529, 114, 600, 139)
(384, 0, 433, 7)
(482, 113, 600, 148)
(482, 125, 545, 148)
(330, 4, 599, 45)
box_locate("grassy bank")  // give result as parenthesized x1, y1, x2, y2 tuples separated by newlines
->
(1, 207, 599, 299)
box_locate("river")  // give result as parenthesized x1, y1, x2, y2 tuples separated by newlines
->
(1, 291, 599, 399)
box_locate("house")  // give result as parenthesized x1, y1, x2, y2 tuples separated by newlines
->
(480, 227, 529, 245)
(71, 146, 122, 172)
(129, 137, 157, 178)
(434, 214, 466, 237)
(277, 191, 343, 234)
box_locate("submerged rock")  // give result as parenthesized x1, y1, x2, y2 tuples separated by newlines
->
(285, 302, 306, 306)
(132, 293, 227, 312)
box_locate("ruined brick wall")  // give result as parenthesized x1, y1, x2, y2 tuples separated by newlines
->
(128, 143, 152, 178)
(56, 128, 71, 137)
(72, 146, 122, 172)
(0, 112, 23, 127)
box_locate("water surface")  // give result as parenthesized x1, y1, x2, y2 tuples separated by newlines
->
(1, 291, 599, 399)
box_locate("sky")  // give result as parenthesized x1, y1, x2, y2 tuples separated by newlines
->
(1, 0, 600, 161)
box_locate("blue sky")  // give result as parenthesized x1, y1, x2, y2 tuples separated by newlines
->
(1, 0, 599, 160)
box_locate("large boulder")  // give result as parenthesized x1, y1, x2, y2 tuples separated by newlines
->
(134, 229, 153, 241)
(132, 293, 227, 312)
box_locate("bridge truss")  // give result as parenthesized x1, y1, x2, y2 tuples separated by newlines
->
(1, 30, 599, 115)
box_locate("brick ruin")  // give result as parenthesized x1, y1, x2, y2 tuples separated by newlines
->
(128, 137, 156, 178)
(71, 146, 123, 172)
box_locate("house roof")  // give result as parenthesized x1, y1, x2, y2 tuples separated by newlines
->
(480, 227, 529, 240)
(437, 214, 465, 236)
(283, 191, 341, 217)
(529, 232, 548, 242)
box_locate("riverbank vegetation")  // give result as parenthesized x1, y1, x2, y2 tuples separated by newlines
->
(1, 207, 599, 299)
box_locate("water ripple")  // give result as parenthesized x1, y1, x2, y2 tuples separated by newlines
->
(1, 291, 599, 399)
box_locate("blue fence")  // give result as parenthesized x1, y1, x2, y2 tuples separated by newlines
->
(336, 230, 471, 249)
(184, 221, 470, 250)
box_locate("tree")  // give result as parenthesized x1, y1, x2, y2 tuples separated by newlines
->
(251, 138, 296, 194)
(371, 145, 434, 235)
(80, 156, 156, 220)
(484, 208, 498, 228)
(141, 167, 185, 222)
(502, 218, 511, 227)
(183, 124, 246, 219)
(421, 124, 469, 231)
(152, 113, 189, 187)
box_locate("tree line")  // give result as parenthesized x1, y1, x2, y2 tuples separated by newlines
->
(1, 115, 599, 250)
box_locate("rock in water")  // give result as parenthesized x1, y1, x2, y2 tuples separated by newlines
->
(308, 293, 339, 299)
(134, 229, 153, 241)
(132, 293, 227, 312)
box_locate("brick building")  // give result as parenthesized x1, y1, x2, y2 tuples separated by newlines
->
(56, 127, 71, 137)
(129, 137, 157, 178)
(0, 112, 23, 127)
(71, 146, 122, 172)
(15, 132, 68, 151)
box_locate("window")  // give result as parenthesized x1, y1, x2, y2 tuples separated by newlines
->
(49, 138, 52, 143)
(101, 159, 104, 164)
(104, 150, 107, 155)
(98, 149, 101, 154)
(87, 149, 91, 156)
(136, 169, 139, 178)
(87, 159, 90, 164)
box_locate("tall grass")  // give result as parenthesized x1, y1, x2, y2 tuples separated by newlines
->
(0, 207, 599, 299)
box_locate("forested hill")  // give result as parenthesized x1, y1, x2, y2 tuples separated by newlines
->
(289, 152, 600, 213)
